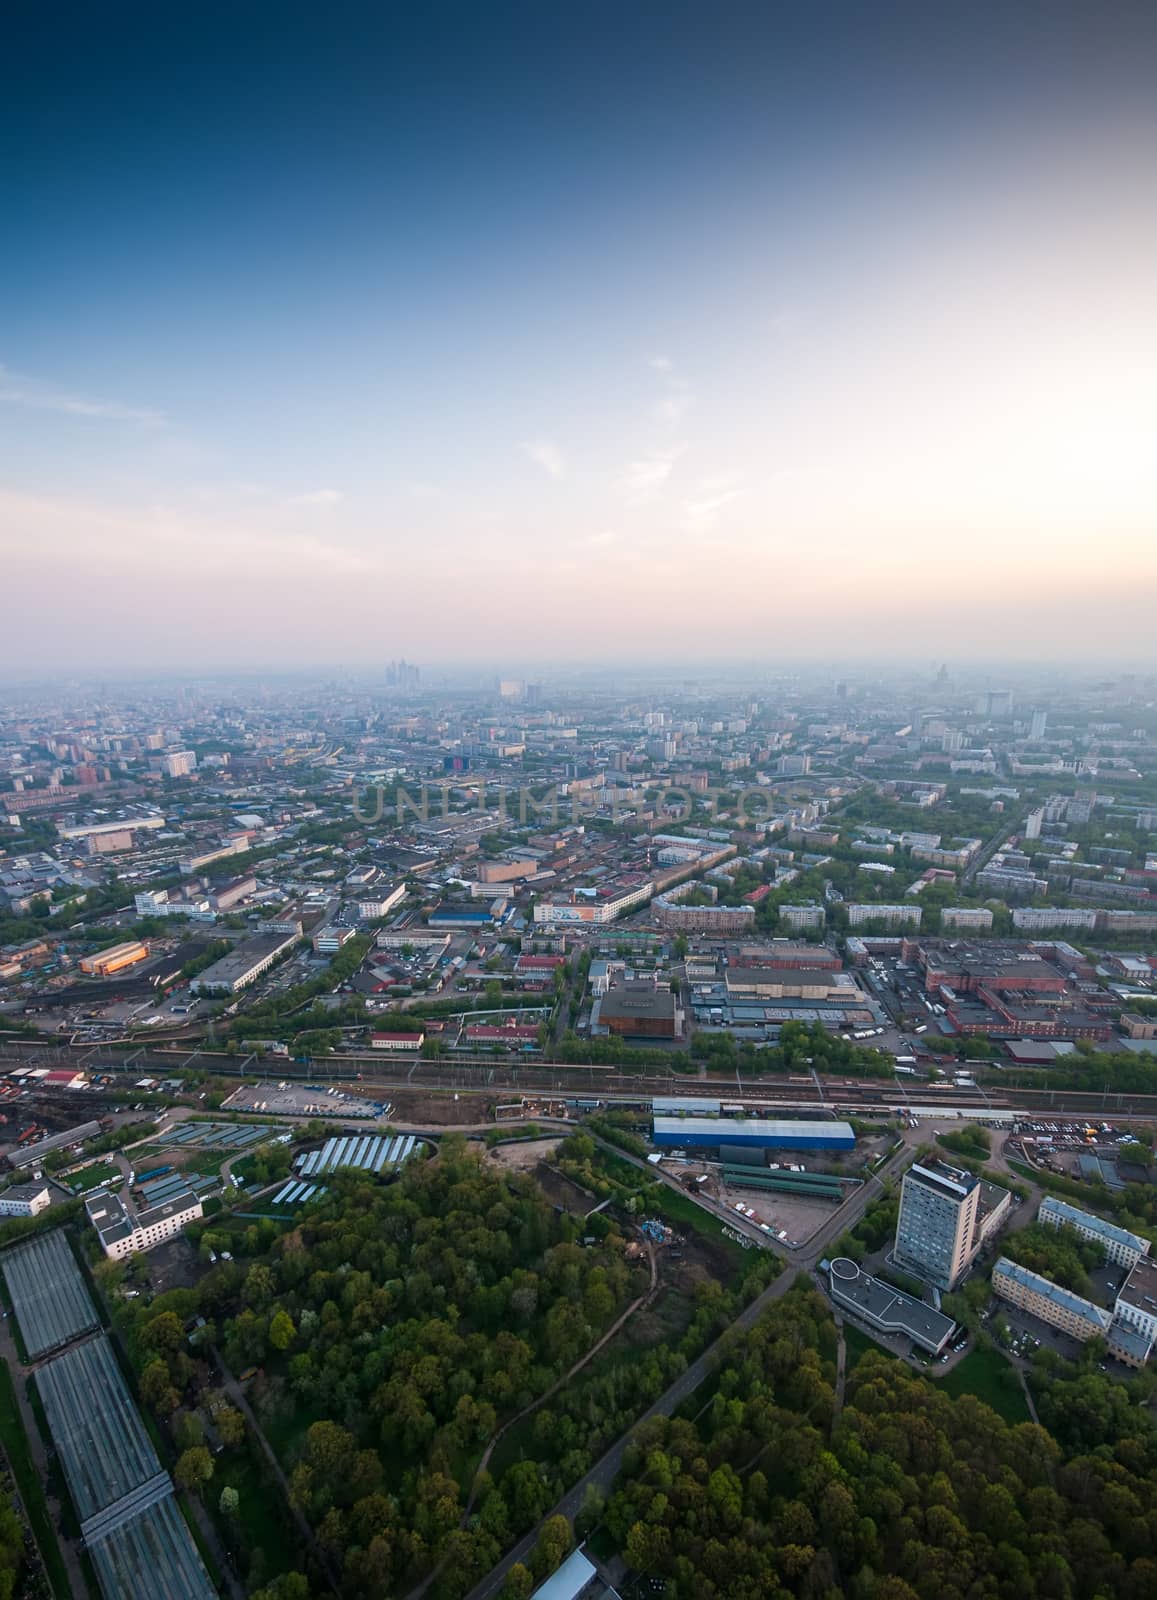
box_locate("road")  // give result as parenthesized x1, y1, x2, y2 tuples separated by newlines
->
(460, 1132, 918, 1600)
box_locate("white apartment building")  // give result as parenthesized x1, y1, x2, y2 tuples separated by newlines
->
(1011, 907, 1098, 931)
(1038, 1196, 1150, 1270)
(847, 903, 922, 930)
(941, 907, 994, 931)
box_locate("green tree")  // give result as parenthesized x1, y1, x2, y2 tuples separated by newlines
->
(174, 1446, 214, 1494)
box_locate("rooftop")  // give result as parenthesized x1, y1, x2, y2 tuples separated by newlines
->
(907, 1162, 978, 1200)
(1117, 1254, 1157, 1317)
(827, 1258, 956, 1352)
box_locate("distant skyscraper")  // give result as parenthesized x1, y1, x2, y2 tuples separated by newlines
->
(1030, 709, 1048, 740)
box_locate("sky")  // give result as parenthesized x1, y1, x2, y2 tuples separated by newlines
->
(2, 1, 1156, 671)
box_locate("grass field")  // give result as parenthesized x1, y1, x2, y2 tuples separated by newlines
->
(67, 1161, 122, 1193)
(0, 1357, 72, 1599)
(935, 1346, 1030, 1424)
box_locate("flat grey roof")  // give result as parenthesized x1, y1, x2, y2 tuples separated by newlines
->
(86, 1191, 137, 1248)
(597, 985, 676, 1020)
(1, 1230, 98, 1358)
(828, 1259, 956, 1352)
(9, 1120, 103, 1169)
(36, 1336, 162, 1524)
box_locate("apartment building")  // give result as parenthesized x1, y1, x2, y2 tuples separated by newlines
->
(992, 1258, 1112, 1341)
(941, 907, 994, 932)
(847, 903, 922, 930)
(1110, 1255, 1157, 1366)
(778, 902, 826, 931)
(1011, 907, 1099, 931)
(1038, 1196, 1150, 1270)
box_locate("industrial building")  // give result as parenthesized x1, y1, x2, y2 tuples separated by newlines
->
(35, 1335, 215, 1598)
(724, 967, 858, 1002)
(651, 1115, 855, 1152)
(826, 1257, 956, 1354)
(8, 1120, 102, 1171)
(594, 982, 680, 1040)
(1, 1230, 99, 1357)
(189, 929, 299, 993)
(79, 940, 149, 977)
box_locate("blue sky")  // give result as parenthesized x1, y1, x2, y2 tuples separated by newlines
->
(2, 2, 1155, 668)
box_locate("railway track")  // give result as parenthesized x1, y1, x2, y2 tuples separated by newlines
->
(2, 1038, 1156, 1121)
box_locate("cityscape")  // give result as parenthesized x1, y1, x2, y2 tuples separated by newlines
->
(3, 4, 1157, 1600)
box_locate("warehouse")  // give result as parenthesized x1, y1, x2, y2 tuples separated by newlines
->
(189, 930, 299, 993)
(594, 982, 680, 1040)
(79, 940, 149, 977)
(651, 1115, 855, 1152)
(8, 1119, 102, 1170)
(1, 1230, 98, 1357)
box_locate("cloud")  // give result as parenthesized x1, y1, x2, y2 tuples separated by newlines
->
(520, 438, 565, 478)
(680, 488, 741, 531)
(648, 355, 693, 429)
(622, 448, 682, 504)
(290, 488, 344, 506)
(0, 365, 165, 427)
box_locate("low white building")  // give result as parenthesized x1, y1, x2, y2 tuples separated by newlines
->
(0, 1182, 51, 1218)
(85, 1189, 203, 1260)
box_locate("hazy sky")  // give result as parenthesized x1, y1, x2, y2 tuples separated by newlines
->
(2, 2, 1156, 670)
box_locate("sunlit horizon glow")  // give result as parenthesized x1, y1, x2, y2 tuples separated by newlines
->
(2, 3, 1155, 671)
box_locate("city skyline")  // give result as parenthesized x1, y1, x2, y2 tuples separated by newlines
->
(3, 1, 1156, 669)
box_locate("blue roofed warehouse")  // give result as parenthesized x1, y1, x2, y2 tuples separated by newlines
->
(651, 1115, 855, 1152)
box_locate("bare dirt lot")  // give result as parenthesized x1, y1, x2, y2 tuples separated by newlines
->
(484, 1137, 563, 1173)
(346, 1085, 492, 1126)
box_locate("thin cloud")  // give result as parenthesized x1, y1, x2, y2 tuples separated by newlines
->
(0, 365, 165, 427)
(520, 439, 565, 478)
(290, 488, 344, 506)
(648, 355, 693, 429)
(622, 447, 682, 504)
(681, 488, 741, 531)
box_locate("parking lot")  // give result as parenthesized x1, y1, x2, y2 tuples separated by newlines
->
(223, 1081, 388, 1119)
